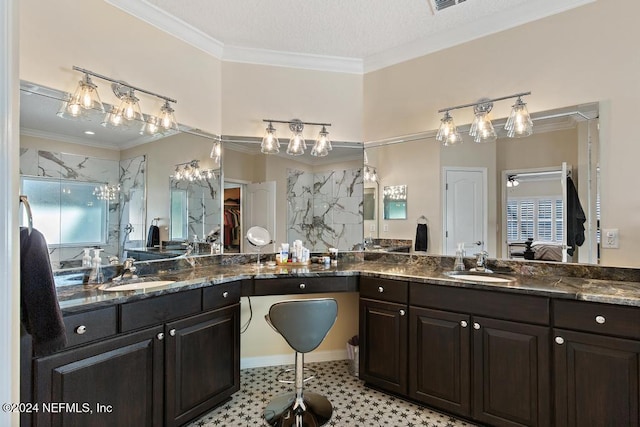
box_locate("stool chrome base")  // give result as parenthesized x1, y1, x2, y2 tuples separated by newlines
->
(263, 391, 332, 427)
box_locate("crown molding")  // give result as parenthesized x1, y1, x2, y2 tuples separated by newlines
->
(105, 0, 224, 58)
(21, 128, 121, 151)
(107, 0, 594, 75)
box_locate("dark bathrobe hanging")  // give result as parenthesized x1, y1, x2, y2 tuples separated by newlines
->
(20, 227, 67, 356)
(566, 176, 586, 256)
(147, 224, 160, 247)
(415, 223, 428, 252)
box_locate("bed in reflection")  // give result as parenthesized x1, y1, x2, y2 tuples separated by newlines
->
(508, 240, 567, 262)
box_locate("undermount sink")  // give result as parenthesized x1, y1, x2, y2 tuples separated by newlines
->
(99, 280, 176, 292)
(444, 271, 514, 283)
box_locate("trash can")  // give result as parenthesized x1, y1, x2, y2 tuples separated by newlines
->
(347, 335, 359, 377)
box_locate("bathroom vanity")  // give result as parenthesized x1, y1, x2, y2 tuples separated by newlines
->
(22, 255, 640, 427)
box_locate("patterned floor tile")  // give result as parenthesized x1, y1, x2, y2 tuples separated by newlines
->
(186, 360, 477, 427)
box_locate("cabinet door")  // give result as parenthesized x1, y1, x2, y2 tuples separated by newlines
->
(34, 326, 164, 427)
(165, 304, 240, 427)
(472, 317, 550, 427)
(359, 298, 408, 394)
(554, 328, 640, 427)
(409, 307, 471, 417)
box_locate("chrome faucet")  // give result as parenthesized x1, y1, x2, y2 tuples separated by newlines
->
(114, 257, 137, 281)
(180, 244, 196, 268)
(474, 251, 489, 272)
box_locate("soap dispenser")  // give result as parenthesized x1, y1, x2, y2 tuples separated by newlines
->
(82, 248, 92, 268)
(88, 248, 104, 284)
(454, 243, 466, 271)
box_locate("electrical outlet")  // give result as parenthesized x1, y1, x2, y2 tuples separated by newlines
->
(383, 224, 389, 232)
(369, 224, 376, 232)
(602, 228, 619, 249)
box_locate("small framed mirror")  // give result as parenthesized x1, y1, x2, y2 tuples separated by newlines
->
(383, 185, 407, 220)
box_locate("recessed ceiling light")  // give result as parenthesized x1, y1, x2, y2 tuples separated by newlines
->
(84, 130, 95, 135)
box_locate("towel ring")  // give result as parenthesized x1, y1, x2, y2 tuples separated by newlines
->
(417, 215, 428, 225)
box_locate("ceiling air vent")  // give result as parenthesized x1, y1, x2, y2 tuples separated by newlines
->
(431, 0, 467, 12)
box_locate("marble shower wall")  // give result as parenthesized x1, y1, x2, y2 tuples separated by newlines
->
(287, 168, 363, 251)
(170, 175, 221, 241)
(20, 148, 146, 269)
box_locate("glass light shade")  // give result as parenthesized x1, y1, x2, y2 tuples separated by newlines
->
(311, 128, 331, 157)
(140, 115, 160, 135)
(210, 141, 222, 164)
(436, 112, 462, 146)
(287, 132, 306, 156)
(470, 112, 497, 143)
(68, 75, 104, 115)
(261, 124, 280, 154)
(102, 106, 126, 128)
(505, 98, 533, 138)
(158, 101, 178, 131)
(118, 94, 143, 122)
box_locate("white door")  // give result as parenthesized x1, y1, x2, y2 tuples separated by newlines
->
(443, 168, 487, 256)
(244, 181, 277, 253)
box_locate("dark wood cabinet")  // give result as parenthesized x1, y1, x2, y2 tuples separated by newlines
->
(31, 284, 243, 427)
(409, 308, 550, 427)
(165, 304, 241, 427)
(409, 307, 471, 415)
(34, 326, 164, 427)
(407, 283, 551, 427)
(553, 299, 640, 427)
(472, 317, 550, 427)
(359, 277, 409, 395)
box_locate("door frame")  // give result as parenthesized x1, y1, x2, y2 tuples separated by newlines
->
(441, 166, 488, 256)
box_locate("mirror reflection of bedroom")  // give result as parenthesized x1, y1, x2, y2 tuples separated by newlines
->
(503, 163, 591, 263)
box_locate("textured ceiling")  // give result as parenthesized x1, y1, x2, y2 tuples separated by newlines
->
(113, 0, 594, 71)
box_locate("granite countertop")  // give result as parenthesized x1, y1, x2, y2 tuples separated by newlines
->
(55, 259, 640, 313)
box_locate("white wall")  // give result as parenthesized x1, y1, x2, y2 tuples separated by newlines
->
(364, 0, 640, 267)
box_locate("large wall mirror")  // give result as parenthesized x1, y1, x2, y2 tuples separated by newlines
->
(364, 102, 600, 264)
(221, 136, 364, 254)
(19, 81, 222, 269)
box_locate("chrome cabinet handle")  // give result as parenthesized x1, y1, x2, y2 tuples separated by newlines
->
(399, 309, 406, 316)
(169, 329, 176, 337)
(473, 322, 480, 330)
(299, 283, 306, 289)
(460, 320, 468, 328)
(75, 325, 87, 335)
(555, 336, 565, 345)
(222, 291, 229, 298)
(595, 315, 606, 324)
(157, 332, 164, 340)
(378, 286, 384, 293)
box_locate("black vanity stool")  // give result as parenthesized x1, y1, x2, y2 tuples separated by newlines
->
(263, 298, 338, 427)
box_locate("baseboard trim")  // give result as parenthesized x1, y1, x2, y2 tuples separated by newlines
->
(241, 349, 348, 370)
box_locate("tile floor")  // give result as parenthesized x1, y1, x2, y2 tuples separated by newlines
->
(187, 360, 477, 427)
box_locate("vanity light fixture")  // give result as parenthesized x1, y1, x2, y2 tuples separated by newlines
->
(57, 73, 105, 119)
(261, 119, 332, 157)
(261, 122, 280, 154)
(469, 101, 497, 143)
(437, 91, 531, 145)
(60, 66, 178, 136)
(505, 96, 533, 138)
(93, 183, 121, 201)
(209, 140, 222, 165)
(172, 160, 216, 182)
(436, 111, 462, 146)
(506, 175, 520, 187)
(363, 151, 379, 183)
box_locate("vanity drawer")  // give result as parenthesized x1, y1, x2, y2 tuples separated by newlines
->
(553, 299, 640, 340)
(410, 283, 550, 325)
(203, 282, 241, 311)
(360, 277, 408, 304)
(64, 306, 117, 347)
(253, 276, 355, 295)
(120, 289, 202, 332)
